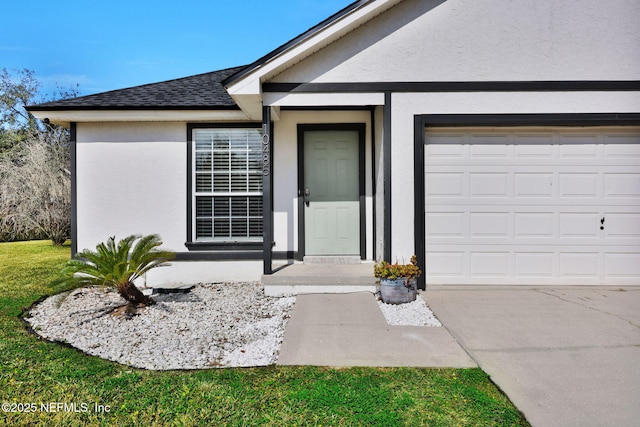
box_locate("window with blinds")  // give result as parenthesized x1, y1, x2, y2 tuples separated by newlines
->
(194, 128, 263, 241)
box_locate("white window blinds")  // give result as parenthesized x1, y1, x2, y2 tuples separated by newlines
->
(194, 128, 263, 241)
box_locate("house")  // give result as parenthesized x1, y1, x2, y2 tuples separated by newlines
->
(28, 0, 640, 290)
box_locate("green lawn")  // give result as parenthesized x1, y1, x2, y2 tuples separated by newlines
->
(0, 240, 530, 426)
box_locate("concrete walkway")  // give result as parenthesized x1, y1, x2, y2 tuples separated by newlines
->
(425, 286, 640, 427)
(277, 292, 476, 368)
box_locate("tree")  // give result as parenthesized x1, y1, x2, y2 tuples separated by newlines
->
(0, 136, 71, 244)
(0, 68, 40, 154)
(0, 69, 40, 130)
(1, 67, 77, 152)
(54, 235, 176, 307)
(0, 68, 78, 243)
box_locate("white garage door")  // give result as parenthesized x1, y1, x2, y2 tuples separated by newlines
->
(425, 128, 640, 285)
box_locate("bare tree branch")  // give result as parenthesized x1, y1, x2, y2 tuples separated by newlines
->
(0, 68, 77, 244)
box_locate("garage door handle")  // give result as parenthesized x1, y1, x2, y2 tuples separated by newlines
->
(600, 217, 605, 230)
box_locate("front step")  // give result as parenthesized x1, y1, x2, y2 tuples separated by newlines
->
(262, 263, 377, 296)
(303, 256, 362, 265)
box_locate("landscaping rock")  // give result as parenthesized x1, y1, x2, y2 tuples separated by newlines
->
(25, 282, 295, 370)
(377, 294, 442, 327)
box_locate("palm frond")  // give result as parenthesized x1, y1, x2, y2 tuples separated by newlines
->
(128, 234, 175, 280)
(50, 234, 176, 305)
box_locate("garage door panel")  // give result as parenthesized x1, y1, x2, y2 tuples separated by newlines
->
(425, 129, 640, 285)
(470, 252, 510, 276)
(515, 212, 555, 238)
(425, 173, 465, 197)
(558, 139, 600, 156)
(427, 246, 640, 283)
(425, 212, 465, 237)
(605, 253, 640, 277)
(559, 213, 600, 237)
(515, 173, 555, 197)
(559, 253, 600, 277)
(427, 208, 636, 245)
(604, 173, 640, 198)
(558, 173, 600, 197)
(515, 253, 554, 277)
(470, 143, 510, 157)
(426, 135, 467, 147)
(470, 173, 510, 197)
(604, 136, 640, 151)
(605, 213, 640, 238)
(428, 252, 465, 276)
(470, 213, 510, 237)
(514, 135, 555, 149)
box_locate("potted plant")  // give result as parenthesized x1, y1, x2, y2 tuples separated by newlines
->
(374, 255, 421, 304)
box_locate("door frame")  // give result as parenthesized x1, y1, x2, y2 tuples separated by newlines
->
(297, 123, 366, 260)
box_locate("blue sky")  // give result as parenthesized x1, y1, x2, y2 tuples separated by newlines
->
(1, 0, 354, 98)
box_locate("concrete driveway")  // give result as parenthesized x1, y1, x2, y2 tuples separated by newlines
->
(425, 286, 640, 427)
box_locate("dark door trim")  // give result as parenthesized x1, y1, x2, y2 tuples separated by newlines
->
(297, 123, 367, 260)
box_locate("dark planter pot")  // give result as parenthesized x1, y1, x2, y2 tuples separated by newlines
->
(379, 278, 417, 305)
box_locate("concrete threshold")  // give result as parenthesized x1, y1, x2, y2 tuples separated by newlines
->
(262, 263, 377, 296)
(303, 255, 362, 265)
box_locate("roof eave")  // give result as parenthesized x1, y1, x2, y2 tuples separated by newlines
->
(29, 108, 252, 127)
(26, 105, 241, 112)
(223, 0, 403, 117)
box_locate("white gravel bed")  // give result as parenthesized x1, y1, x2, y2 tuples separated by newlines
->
(25, 282, 295, 370)
(377, 294, 442, 327)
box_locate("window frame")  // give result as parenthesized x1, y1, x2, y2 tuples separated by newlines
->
(186, 123, 264, 251)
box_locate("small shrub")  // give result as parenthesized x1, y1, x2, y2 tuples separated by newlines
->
(53, 234, 175, 306)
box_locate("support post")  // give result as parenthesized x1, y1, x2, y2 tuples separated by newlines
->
(70, 122, 78, 257)
(262, 106, 273, 274)
(414, 116, 426, 290)
(383, 91, 392, 262)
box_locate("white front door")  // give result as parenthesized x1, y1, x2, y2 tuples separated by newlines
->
(424, 128, 640, 285)
(303, 130, 360, 256)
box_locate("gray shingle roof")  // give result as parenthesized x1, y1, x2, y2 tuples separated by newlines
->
(28, 66, 246, 111)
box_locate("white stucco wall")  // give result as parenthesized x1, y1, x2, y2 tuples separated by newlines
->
(272, 0, 640, 83)
(75, 122, 263, 286)
(389, 91, 640, 259)
(76, 122, 187, 251)
(144, 261, 263, 288)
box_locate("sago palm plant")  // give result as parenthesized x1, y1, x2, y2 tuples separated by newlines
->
(55, 234, 175, 306)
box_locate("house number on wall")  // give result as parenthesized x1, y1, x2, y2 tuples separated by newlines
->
(262, 125, 270, 176)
